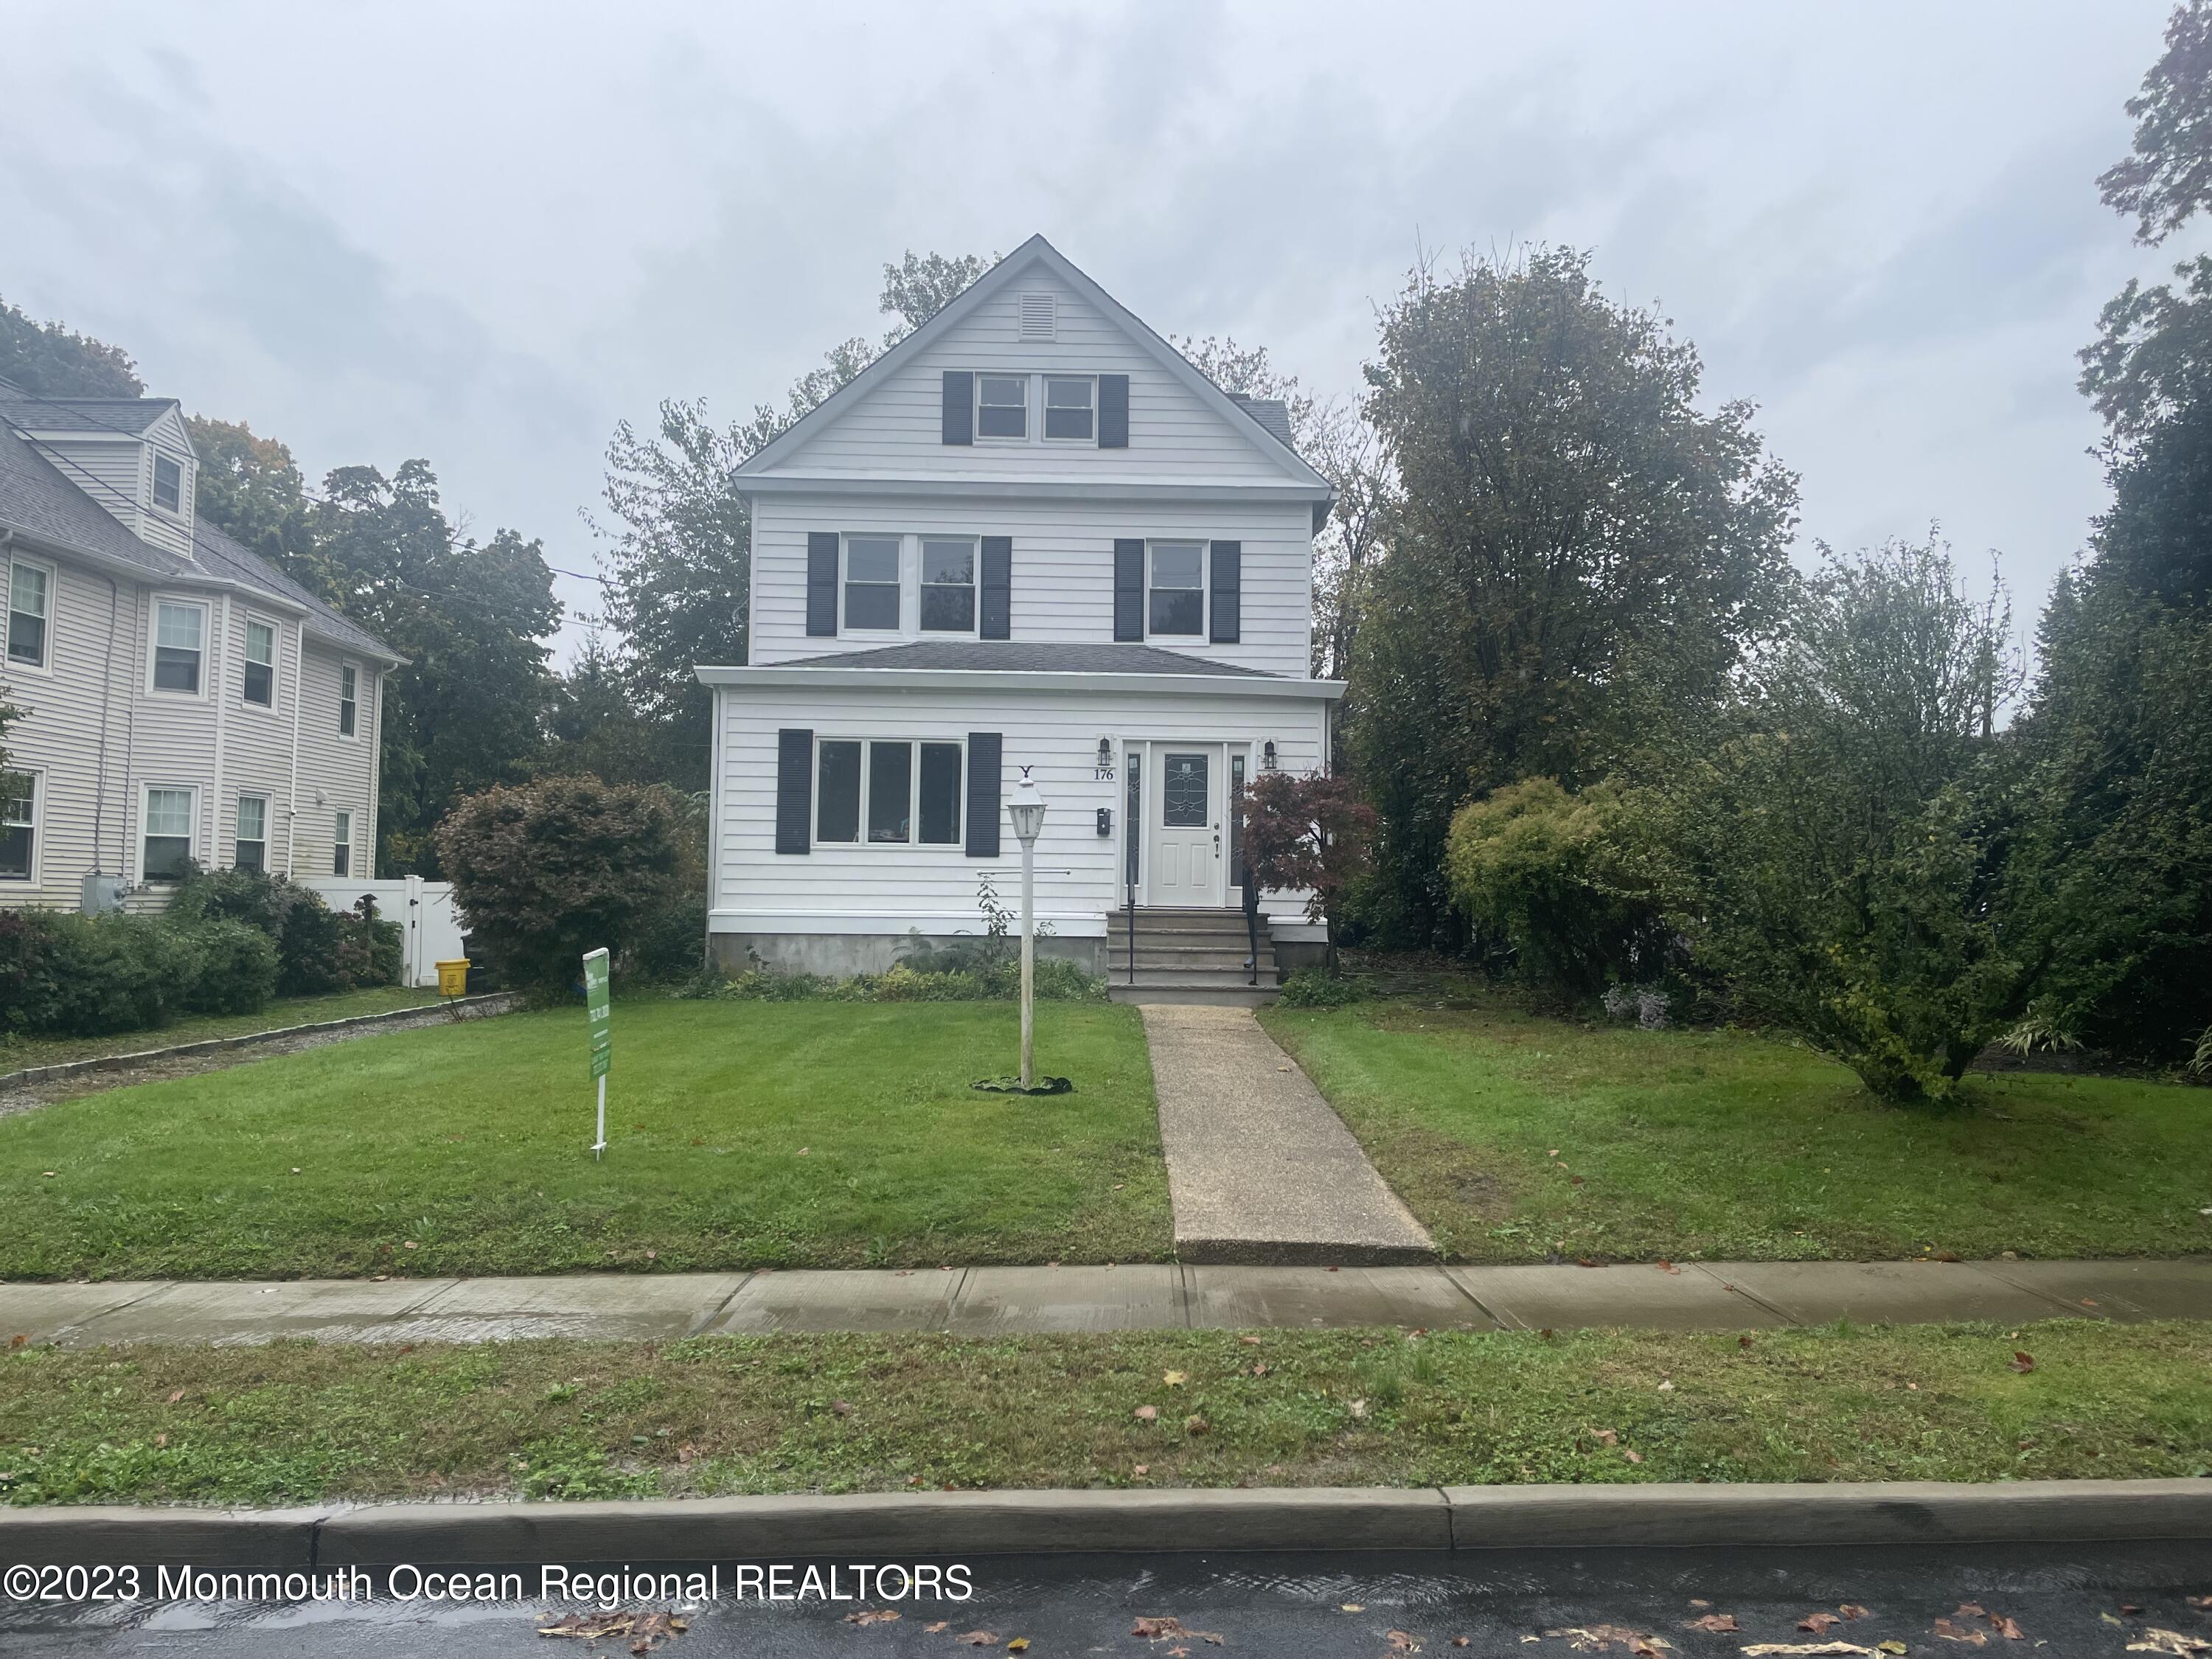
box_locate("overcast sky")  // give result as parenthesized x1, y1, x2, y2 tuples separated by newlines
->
(2, 1, 2185, 666)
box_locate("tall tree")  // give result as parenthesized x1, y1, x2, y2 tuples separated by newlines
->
(0, 297, 142, 397)
(1347, 247, 1799, 943)
(591, 250, 988, 787)
(185, 415, 319, 574)
(2098, 0, 2212, 246)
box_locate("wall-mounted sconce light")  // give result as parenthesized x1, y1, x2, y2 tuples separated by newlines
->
(1094, 737, 1115, 780)
(1261, 740, 1279, 771)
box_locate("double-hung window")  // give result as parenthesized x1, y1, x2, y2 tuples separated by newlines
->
(243, 619, 276, 707)
(235, 795, 268, 873)
(7, 562, 49, 669)
(333, 810, 352, 877)
(919, 538, 976, 633)
(1148, 542, 1205, 636)
(976, 375, 1028, 439)
(338, 664, 358, 736)
(152, 453, 183, 513)
(844, 537, 901, 631)
(153, 599, 205, 693)
(1044, 376, 1094, 440)
(814, 739, 963, 846)
(143, 787, 193, 880)
(0, 773, 35, 881)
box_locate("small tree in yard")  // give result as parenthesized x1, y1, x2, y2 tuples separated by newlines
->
(435, 776, 688, 990)
(1239, 771, 1376, 972)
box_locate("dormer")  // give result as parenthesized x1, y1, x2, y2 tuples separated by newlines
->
(0, 394, 197, 559)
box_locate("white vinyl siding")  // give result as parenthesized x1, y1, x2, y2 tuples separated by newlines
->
(753, 493, 1313, 675)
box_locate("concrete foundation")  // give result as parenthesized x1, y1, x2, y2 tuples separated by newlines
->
(709, 931, 1107, 977)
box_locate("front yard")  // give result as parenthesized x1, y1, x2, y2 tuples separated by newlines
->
(4, 1319, 2206, 1505)
(0, 985, 445, 1072)
(1263, 998, 2212, 1264)
(0, 1001, 1170, 1280)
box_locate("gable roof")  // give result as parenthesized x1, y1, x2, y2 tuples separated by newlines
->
(189, 521, 397, 661)
(736, 234, 1332, 495)
(0, 394, 178, 437)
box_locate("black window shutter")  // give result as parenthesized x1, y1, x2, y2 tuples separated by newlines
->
(775, 728, 813, 854)
(1209, 540, 1242, 644)
(805, 532, 838, 637)
(1113, 538, 1144, 641)
(1098, 374, 1128, 448)
(942, 370, 973, 445)
(965, 731, 1002, 858)
(980, 536, 1012, 640)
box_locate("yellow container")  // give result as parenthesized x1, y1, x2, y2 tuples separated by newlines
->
(435, 959, 470, 998)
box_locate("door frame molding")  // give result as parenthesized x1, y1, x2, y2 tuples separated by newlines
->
(1120, 737, 1249, 909)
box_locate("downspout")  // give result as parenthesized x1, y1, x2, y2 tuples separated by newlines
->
(208, 594, 231, 871)
(284, 620, 303, 875)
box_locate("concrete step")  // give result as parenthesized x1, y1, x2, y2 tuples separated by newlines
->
(1108, 968, 1274, 990)
(1119, 952, 1274, 973)
(1108, 985, 1278, 1007)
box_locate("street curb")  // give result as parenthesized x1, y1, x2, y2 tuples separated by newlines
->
(0, 994, 518, 1092)
(1, 1481, 2206, 1567)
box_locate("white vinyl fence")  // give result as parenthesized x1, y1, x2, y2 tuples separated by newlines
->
(299, 876, 467, 988)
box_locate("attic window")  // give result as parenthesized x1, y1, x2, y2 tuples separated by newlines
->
(1018, 291, 1056, 341)
(152, 454, 182, 514)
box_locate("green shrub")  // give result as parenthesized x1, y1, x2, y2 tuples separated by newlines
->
(1276, 967, 1371, 1009)
(180, 919, 279, 1015)
(172, 866, 399, 997)
(12, 913, 201, 1035)
(688, 957, 1106, 1004)
(626, 895, 708, 984)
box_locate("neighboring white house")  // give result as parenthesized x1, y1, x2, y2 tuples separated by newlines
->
(699, 235, 1343, 987)
(0, 386, 399, 910)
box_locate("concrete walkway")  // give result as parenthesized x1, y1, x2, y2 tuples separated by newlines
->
(4, 1257, 2207, 1347)
(1138, 1002, 1436, 1265)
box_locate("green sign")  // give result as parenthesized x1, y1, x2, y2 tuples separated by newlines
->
(584, 947, 611, 1080)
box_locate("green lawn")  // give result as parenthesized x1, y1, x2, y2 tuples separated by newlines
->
(0, 1001, 1169, 1280)
(0, 986, 445, 1071)
(1262, 999, 2212, 1264)
(4, 1319, 2205, 1506)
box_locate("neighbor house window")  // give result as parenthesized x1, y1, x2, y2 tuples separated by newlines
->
(235, 795, 268, 874)
(333, 810, 352, 877)
(843, 537, 901, 630)
(153, 600, 205, 693)
(243, 619, 276, 707)
(142, 787, 193, 880)
(152, 453, 182, 513)
(1044, 375, 1094, 441)
(7, 561, 49, 669)
(976, 375, 1027, 439)
(0, 773, 35, 881)
(338, 664, 358, 736)
(815, 739, 962, 847)
(1148, 542, 1204, 636)
(919, 538, 975, 633)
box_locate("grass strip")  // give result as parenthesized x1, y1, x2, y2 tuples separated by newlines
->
(5, 1320, 2208, 1506)
(0, 987, 446, 1073)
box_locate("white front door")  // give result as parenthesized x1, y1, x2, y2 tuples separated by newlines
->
(1149, 745, 1225, 907)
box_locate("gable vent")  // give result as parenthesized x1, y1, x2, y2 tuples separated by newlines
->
(1017, 291, 1057, 341)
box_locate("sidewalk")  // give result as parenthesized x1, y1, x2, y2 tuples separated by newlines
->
(4, 1257, 2207, 1347)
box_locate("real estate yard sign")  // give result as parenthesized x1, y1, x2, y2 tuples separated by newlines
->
(585, 947, 611, 1158)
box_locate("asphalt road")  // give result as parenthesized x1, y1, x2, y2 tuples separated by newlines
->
(3, 1543, 2208, 1655)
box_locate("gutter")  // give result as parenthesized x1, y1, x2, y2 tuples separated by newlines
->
(695, 664, 1346, 700)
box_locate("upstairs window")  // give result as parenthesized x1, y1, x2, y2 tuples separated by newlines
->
(919, 538, 975, 633)
(1044, 376, 1094, 441)
(243, 619, 276, 707)
(0, 773, 35, 881)
(339, 664, 358, 736)
(235, 795, 268, 874)
(1148, 543, 1204, 636)
(976, 375, 1028, 439)
(153, 453, 183, 513)
(153, 600, 205, 694)
(843, 537, 901, 630)
(7, 561, 49, 669)
(143, 787, 193, 880)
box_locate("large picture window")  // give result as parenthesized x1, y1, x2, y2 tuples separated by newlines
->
(153, 599, 205, 694)
(0, 773, 35, 880)
(815, 739, 963, 847)
(919, 538, 975, 633)
(1148, 543, 1204, 636)
(7, 562, 49, 669)
(143, 787, 194, 880)
(243, 619, 276, 707)
(844, 537, 901, 631)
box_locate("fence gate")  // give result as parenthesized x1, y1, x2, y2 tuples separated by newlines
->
(298, 875, 467, 988)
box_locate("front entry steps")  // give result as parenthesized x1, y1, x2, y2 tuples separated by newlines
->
(1104, 908, 1276, 1006)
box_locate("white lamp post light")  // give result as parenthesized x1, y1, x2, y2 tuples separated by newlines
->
(1007, 772, 1048, 1090)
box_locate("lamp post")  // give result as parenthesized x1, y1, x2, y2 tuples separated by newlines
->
(1006, 773, 1048, 1090)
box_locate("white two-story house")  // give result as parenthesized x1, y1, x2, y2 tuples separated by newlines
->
(0, 386, 399, 910)
(698, 236, 1343, 987)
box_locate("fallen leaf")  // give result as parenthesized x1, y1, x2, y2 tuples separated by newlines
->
(1930, 1250, 1962, 1262)
(1656, 1260, 1680, 1274)
(1007, 1642, 1030, 1652)
(1539, 1626, 1675, 1653)
(1387, 1632, 1419, 1652)
(402, 1240, 418, 1250)
(1134, 1616, 1189, 1638)
(955, 1633, 998, 1648)
(1685, 1613, 1739, 1632)
(831, 1399, 855, 1416)
(1164, 1370, 1187, 1386)
(1251, 1362, 1269, 1377)
(844, 1609, 901, 1625)
(1688, 1601, 1710, 1610)
(1454, 1641, 1471, 1650)
(1349, 1399, 1369, 1419)
(1933, 1617, 1989, 1646)
(925, 1621, 950, 1633)
(1590, 1427, 1619, 1445)
(1622, 1449, 1644, 1464)
(166, 1389, 185, 1404)
(1133, 1464, 1150, 1476)
(796, 1147, 810, 1155)
(1133, 1405, 1158, 1422)
(1238, 1335, 1262, 1346)
(153, 1433, 167, 1447)
(1741, 1646, 1876, 1657)
(1342, 1604, 1366, 1613)
(1840, 1606, 1871, 1621)
(1183, 1414, 1211, 1436)
(1739, 1335, 1756, 1349)
(7, 1335, 26, 1349)
(1881, 1645, 1910, 1655)
(2126, 1635, 2212, 1656)
(2122, 1604, 2142, 1614)
(2185, 1595, 2212, 1608)
(1992, 1614, 2025, 1640)
(1801, 1614, 1840, 1634)
(2009, 1350, 2036, 1374)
